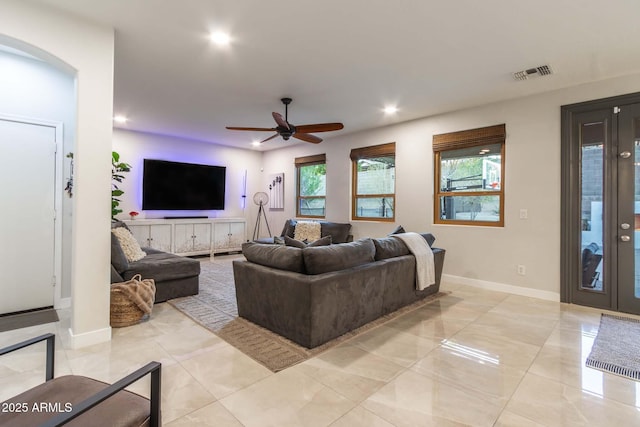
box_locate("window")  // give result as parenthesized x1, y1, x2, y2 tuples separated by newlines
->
(433, 124, 505, 226)
(295, 154, 326, 218)
(350, 142, 395, 221)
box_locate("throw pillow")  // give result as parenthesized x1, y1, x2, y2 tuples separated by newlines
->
(284, 235, 332, 248)
(284, 235, 307, 248)
(111, 227, 146, 262)
(308, 235, 332, 247)
(388, 224, 406, 235)
(294, 221, 321, 242)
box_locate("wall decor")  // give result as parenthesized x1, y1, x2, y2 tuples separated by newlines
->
(269, 173, 284, 209)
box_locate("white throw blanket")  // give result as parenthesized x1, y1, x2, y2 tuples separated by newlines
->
(391, 232, 436, 290)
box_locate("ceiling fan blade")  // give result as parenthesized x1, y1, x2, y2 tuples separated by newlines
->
(295, 123, 344, 133)
(260, 134, 280, 143)
(293, 133, 322, 144)
(272, 112, 290, 130)
(226, 126, 276, 132)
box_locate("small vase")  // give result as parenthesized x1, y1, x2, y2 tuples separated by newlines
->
(130, 215, 136, 220)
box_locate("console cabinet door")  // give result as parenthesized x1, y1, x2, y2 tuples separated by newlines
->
(148, 224, 172, 252)
(128, 224, 151, 248)
(174, 224, 193, 254)
(193, 223, 212, 251)
(213, 222, 231, 251)
(228, 221, 246, 250)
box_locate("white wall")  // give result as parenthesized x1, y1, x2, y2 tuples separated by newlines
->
(1, 0, 115, 347)
(263, 72, 640, 299)
(113, 129, 263, 227)
(0, 50, 75, 300)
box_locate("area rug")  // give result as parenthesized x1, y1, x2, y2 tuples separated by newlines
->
(169, 259, 447, 372)
(586, 313, 640, 381)
(0, 308, 59, 333)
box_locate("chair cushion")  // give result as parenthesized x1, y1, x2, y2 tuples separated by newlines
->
(302, 238, 375, 275)
(0, 375, 150, 427)
(242, 242, 305, 273)
(320, 222, 352, 243)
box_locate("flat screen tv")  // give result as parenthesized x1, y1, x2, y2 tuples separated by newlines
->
(142, 159, 226, 210)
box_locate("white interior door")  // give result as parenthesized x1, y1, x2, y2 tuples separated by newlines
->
(0, 118, 56, 314)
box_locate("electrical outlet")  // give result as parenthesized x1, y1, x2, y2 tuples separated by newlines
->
(517, 265, 526, 276)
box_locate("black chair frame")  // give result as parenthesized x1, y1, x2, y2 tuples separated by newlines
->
(0, 333, 161, 427)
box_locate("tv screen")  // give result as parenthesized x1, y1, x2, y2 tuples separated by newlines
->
(142, 159, 226, 210)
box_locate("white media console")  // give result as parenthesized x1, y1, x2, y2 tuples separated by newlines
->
(123, 217, 247, 256)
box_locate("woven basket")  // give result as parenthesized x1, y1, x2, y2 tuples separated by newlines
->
(110, 275, 156, 328)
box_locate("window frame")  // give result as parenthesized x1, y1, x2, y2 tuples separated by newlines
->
(433, 124, 506, 227)
(295, 154, 327, 219)
(350, 142, 396, 222)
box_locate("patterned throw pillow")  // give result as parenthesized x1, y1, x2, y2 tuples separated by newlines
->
(111, 227, 146, 262)
(294, 221, 321, 242)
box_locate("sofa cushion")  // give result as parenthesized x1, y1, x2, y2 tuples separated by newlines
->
(111, 220, 130, 231)
(373, 237, 410, 260)
(111, 233, 130, 273)
(280, 219, 297, 238)
(374, 233, 437, 260)
(320, 222, 352, 243)
(302, 238, 375, 275)
(123, 252, 200, 282)
(111, 227, 146, 262)
(242, 242, 305, 273)
(285, 235, 332, 248)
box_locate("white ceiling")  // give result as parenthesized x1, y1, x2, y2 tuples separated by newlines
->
(30, 0, 640, 150)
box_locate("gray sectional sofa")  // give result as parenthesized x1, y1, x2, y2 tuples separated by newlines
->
(233, 234, 445, 348)
(111, 222, 200, 303)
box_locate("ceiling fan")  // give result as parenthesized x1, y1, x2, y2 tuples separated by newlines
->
(226, 98, 344, 144)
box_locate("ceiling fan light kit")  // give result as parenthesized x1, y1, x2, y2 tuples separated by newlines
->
(227, 98, 344, 144)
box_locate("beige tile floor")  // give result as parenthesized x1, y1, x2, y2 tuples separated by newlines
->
(2, 257, 640, 426)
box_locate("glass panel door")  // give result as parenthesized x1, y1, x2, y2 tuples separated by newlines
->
(617, 105, 640, 314)
(580, 121, 605, 292)
(570, 109, 613, 310)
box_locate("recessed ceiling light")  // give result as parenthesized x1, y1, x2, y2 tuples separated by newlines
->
(113, 115, 128, 124)
(209, 31, 231, 46)
(251, 140, 261, 146)
(383, 105, 398, 115)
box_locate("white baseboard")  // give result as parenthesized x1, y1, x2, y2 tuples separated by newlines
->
(68, 326, 111, 349)
(54, 297, 71, 310)
(442, 274, 560, 302)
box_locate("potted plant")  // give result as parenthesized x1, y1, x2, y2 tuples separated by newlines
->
(112, 151, 132, 220)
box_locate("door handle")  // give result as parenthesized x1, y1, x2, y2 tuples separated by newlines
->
(621, 223, 631, 230)
(620, 235, 631, 242)
(620, 151, 632, 159)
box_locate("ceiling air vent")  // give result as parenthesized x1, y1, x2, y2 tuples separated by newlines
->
(513, 65, 553, 81)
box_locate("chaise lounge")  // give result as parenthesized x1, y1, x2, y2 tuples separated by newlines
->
(110, 222, 200, 303)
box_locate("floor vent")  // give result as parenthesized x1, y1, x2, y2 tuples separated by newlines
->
(513, 65, 553, 81)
